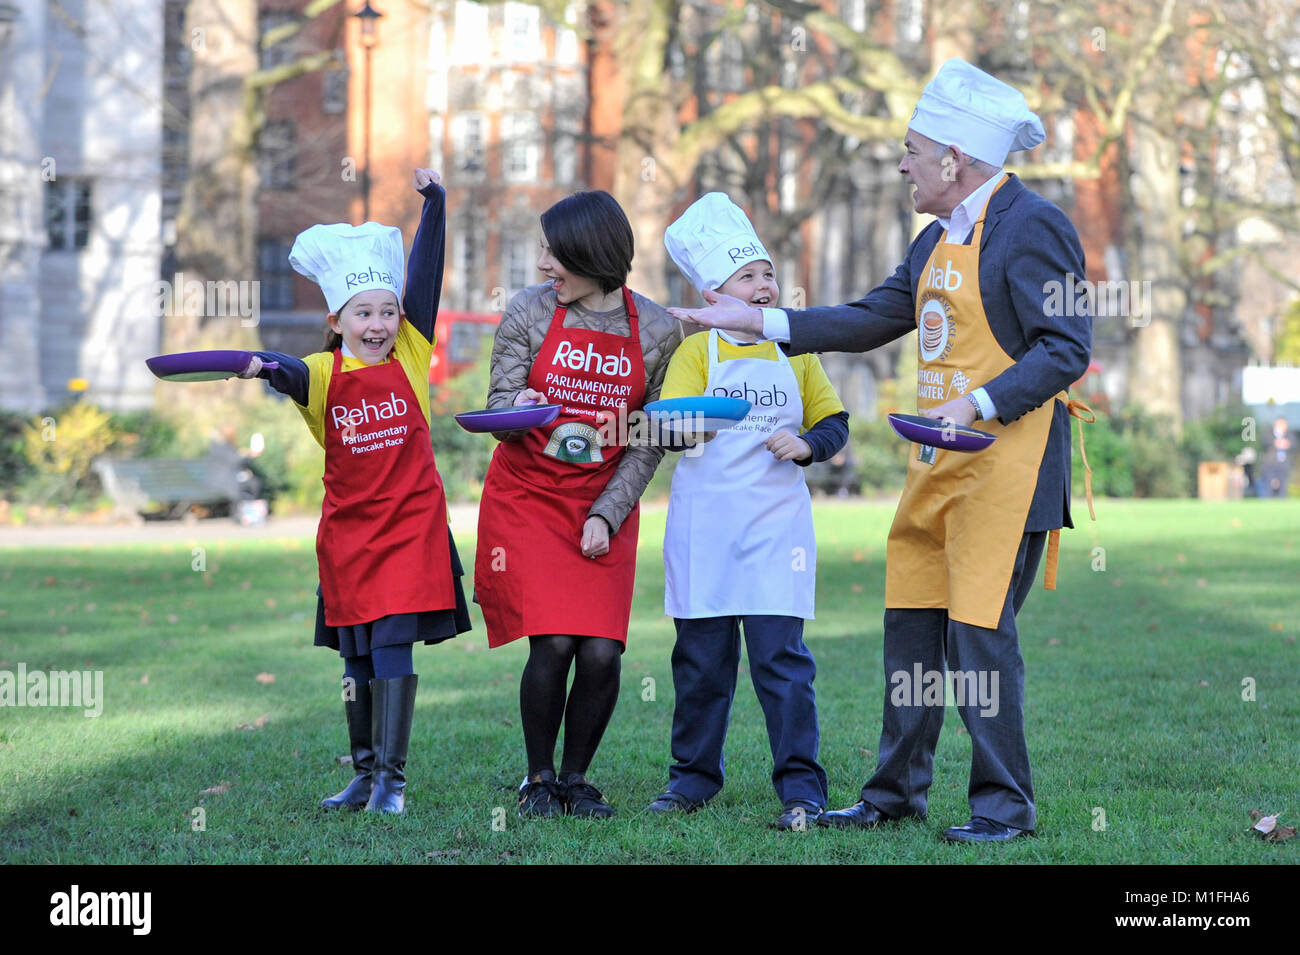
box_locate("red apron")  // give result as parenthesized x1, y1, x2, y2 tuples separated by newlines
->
(318, 346, 454, 626)
(476, 287, 646, 648)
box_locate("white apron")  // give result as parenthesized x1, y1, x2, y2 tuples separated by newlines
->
(664, 330, 816, 619)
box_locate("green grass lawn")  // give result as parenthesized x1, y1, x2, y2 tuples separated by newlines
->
(1, 499, 1297, 864)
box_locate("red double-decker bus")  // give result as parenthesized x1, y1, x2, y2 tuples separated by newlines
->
(428, 311, 501, 384)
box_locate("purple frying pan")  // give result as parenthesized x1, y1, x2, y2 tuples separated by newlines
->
(146, 350, 278, 382)
(455, 404, 563, 433)
(888, 412, 996, 452)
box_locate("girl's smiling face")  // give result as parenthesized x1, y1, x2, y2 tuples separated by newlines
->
(329, 290, 401, 362)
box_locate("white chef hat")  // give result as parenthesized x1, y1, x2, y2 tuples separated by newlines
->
(908, 58, 1045, 166)
(288, 222, 404, 313)
(664, 192, 773, 294)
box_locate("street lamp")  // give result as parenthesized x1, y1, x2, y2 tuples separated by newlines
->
(353, 1, 383, 221)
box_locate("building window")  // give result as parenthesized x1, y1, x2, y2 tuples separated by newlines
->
(506, 235, 533, 292)
(258, 239, 295, 309)
(453, 112, 485, 178)
(504, 2, 540, 62)
(322, 65, 348, 114)
(503, 111, 539, 182)
(45, 179, 93, 251)
(260, 9, 299, 69)
(553, 112, 580, 185)
(454, 0, 489, 65)
(259, 120, 295, 189)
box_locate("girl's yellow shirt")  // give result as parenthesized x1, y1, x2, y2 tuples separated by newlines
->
(293, 320, 433, 449)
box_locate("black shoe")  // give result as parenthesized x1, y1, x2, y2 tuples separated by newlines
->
(816, 800, 894, 829)
(321, 681, 374, 811)
(518, 770, 565, 818)
(645, 790, 704, 814)
(775, 804, 823, 831)
(560, 775, 615, 819)
(942, 816, 1033, 843)
(364, 674, 418, 815)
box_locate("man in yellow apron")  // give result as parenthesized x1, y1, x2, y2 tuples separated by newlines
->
(669, 58, 1093, 843)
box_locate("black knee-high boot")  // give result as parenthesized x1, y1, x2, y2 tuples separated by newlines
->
(321, 680, 374, 810)
(365, 674, 418, 814)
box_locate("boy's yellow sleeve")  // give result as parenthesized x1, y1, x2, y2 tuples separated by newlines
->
(658, 332, 710, 400)
(795, 354, 846, 431)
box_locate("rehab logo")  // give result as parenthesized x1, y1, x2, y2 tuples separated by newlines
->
(709, 383, 788, 407)
(330, 392, 409, 429)
(50, 885, 151, 935)
(552, 340, 632, 377)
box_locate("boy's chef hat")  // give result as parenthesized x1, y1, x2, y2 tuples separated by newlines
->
(664, 192, 773, 294)
(288, 222, 404, 313)
(908, 58, 1045, 167)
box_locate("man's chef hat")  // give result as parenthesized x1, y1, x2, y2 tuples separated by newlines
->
(664, 192, 773, 294)
(288, 222, 404, 314)
(908, 58, 1045, 167)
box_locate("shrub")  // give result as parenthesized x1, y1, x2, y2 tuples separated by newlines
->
(20, 403, 119, 506)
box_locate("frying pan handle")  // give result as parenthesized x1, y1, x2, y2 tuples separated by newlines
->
(261, 361, 279, 370)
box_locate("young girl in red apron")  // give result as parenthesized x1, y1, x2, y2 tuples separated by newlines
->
(239, 170, 470, 814)
(474, 191, 681, 818)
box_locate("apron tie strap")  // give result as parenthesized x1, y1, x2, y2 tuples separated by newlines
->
(1043, 397, 1097, 591)
(1067, 398, 1097, 522)
(1044, 529, 1061, 590)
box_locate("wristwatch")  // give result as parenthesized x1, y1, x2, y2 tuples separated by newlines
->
(965, 392, 982, 421)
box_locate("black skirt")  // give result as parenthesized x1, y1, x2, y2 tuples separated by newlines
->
(313, 527, 473, 657)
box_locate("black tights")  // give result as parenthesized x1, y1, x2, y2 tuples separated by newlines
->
(520, 634, 622, 778)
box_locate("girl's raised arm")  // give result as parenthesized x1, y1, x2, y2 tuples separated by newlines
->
(403, 169, 447, 345)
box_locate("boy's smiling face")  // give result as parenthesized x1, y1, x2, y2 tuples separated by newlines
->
(717, 259, 779, 307)
(329, 290, 401, 362)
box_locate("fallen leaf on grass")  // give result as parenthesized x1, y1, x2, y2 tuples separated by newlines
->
(426, 850, 461, 858)
(265, 597, 277, 609)
(255, 672, 276, 684)
(1046, 638, 1062, 646)
(68, 808, 78, 817)
(139, 674, 149, 685)
(1197, 680, 1210, 687)
(200, 782, 231, 796)
(167, 614, 179, 624)
(1248, 810, 1296, 843)
(851, 584, 864, 594)
(499, 851, 515, 860)
(235, 715, 269, 730)
(336, 754, 353, 766)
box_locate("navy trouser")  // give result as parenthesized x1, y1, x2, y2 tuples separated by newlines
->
(667, 615, 828, 809)
(860, 531, 1046, 831)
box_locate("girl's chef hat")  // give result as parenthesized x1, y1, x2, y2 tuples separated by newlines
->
(288, 222, 404, 313)
(908, 58, 1045, 167)
(664, 192, 773, 294)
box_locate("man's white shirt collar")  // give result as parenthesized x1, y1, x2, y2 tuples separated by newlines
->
(938, 170, 1006, 245)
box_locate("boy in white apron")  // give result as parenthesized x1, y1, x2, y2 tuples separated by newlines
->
(650, 193, 849, 829)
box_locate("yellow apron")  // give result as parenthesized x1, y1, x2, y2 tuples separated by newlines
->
(885, 181, 1083, 629)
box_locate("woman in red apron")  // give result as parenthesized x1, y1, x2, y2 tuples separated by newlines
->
(240, 170, 471, 815)
(475, 191, 682, 818)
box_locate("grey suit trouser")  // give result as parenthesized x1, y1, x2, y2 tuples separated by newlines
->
(860, 531, 1046, 831)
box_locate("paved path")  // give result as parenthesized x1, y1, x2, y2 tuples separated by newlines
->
(0, 503, 483, 548)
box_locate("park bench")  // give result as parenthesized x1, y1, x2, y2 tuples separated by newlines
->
(92, 454, 244, 521)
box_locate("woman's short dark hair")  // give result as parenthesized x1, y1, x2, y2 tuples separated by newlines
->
(540, 191, 634, 294)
